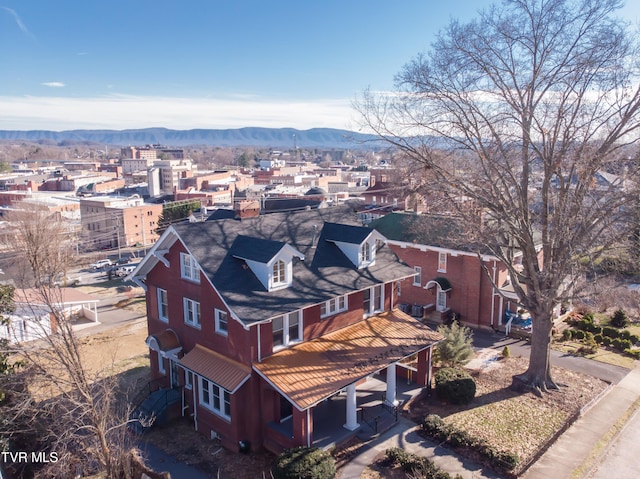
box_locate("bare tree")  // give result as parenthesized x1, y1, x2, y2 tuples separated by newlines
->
(6, 204, 76, 288)
(358, 0, 640, 394)
(2, 206, 150, 477)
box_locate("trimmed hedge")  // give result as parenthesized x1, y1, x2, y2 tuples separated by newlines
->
(420, 414, 519, 473)
(272, 447, 336, 479)
(624, 348, 640, 359)
(434, 368, 476, 405)
(385, 447, 461, 478)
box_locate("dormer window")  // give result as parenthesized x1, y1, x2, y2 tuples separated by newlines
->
(321, 222, 385, 270)
(231, 235, 304, 292)
(360, 242, 371, 263)
(273, 260, 286, 285)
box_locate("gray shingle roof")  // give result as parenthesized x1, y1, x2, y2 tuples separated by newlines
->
(230, 235, 288, 263)
(321, 222, 373, 244)
(171, 205, 416, 325)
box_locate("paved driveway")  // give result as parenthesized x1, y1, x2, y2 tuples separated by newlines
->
(472, 329, 630, 384)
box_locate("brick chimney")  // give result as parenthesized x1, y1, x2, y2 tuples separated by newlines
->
(234, 199, 260, 219)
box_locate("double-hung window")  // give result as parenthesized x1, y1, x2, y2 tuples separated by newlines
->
(320, 295, 347, 318)
(199, 377, 231, 419)
(438, 252, 447, 273)
(183, 298, 201, 329)
(272, 259, 286, 286)
(180, 252, 200, 283)
(272, 311, 302, 349)
(215, 309, 228, 336)
(360, 242, 371, 263)
(413, 266, 422, 286)
(157, 288, 168, 323)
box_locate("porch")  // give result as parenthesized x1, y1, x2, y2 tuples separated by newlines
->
(268, 373, 424, 451)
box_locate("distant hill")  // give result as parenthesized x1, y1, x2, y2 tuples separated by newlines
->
(0, 127, 384, 149)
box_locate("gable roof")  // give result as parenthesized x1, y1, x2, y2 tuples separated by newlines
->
(370, 212, 493, 255)
(321, 222, 375, 245)
(158, 206, 417, 326)
(230, 235, 292, 264)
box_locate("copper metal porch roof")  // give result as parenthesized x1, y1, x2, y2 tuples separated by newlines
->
(253, 309, 443, 410)
(180, 344, 251, 394)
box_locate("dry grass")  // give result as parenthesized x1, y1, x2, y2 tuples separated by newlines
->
(406, 357, 609, 470)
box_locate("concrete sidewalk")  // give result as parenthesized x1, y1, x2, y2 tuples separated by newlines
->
(340, 364, 640, 479)
(340, 416, 501, 479)
(524, 364, 640, 479)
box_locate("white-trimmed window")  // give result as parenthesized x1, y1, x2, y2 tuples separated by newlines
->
(413, 266, 422, 286)
(180, 252, 200, 283)
(185, 370, 193, 390)
(183, 298, 201, 329)
(199, 377, 231, 419)
(360, 242, 371, 263)
(215, 309, 228, 336)
(157, 288, 169, 323)
(273, 311, 302, 349)
(273, 259, 286, 285)
(438, 252, 447, 273)
(320, 295, 347, 318)
(397, 281, 402, 297)
(363, 284, 384, 316)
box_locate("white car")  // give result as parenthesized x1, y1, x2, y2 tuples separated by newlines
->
(115, 264, 138, 277)
(89, 259, 112, 270)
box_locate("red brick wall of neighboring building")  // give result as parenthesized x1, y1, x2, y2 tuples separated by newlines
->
(389, 244, 509, 330)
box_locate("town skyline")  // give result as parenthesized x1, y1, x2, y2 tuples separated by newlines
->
(2, 0, 639, 132)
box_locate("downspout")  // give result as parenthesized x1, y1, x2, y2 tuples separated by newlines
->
(257, 323, 262, 362)
(490, 261, 497, 328)
(192, 379, 198, 432)
(181, 384, 185, 416)
(307, 409, 311, 447)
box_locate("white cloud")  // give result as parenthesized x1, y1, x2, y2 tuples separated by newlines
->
(0, 94, 357, 131)
(0, 7, 34, 38)
(41, 82, 65, 88)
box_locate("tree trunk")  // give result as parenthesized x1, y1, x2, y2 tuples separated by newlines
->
(511, 312, 557, 396)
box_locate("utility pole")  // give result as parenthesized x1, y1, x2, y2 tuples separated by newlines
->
(113, 214, 121, 259)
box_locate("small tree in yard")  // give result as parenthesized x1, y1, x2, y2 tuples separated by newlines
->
(436, 322, 475, 368)
(358, 0, 640, 394)
(611, 308, 630, 328)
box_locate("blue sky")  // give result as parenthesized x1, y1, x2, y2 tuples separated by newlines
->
(1, 1, 639, 132)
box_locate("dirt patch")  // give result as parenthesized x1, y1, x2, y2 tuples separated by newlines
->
(78, 320, 149, 377)
(143, 417, 275, 478)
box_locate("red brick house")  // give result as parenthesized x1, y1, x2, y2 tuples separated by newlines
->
(370, 212, 543, 331)
(129, 206, 443, 453)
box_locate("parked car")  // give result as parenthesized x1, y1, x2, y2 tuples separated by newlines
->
(89, 259, 113, 271)
(115, 263, 139, 277)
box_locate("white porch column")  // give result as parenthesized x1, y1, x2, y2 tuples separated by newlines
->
(385, 362, 399, 406)
(343, 383, 360, 431)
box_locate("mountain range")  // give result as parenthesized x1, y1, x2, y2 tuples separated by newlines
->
(0, 127, 383, 149)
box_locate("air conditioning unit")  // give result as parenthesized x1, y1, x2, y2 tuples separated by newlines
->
(412, 305, 424, 317)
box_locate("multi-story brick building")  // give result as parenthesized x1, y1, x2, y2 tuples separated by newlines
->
(80, 196, 162, 250)
(371, 212, 548, 331)
(129, 206, 443, 453)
